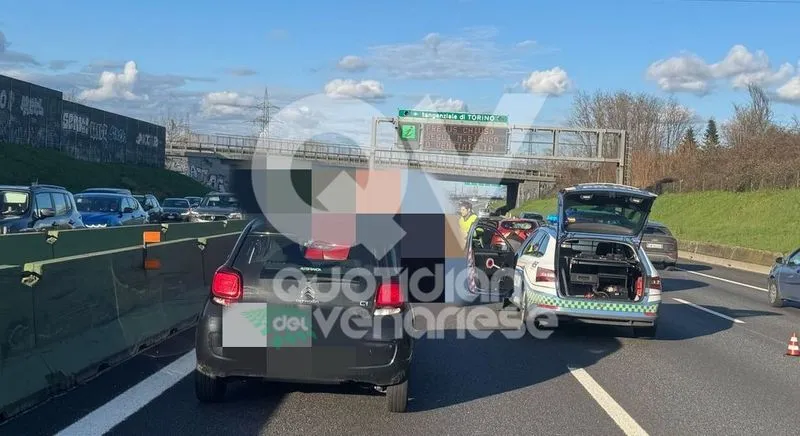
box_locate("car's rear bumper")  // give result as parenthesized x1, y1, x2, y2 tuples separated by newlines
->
(526, 289, 660, 327)
(646, 252, 678, 265)
(195, 303, 412, 387)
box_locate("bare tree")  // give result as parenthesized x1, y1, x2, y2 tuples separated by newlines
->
(723, 84, 773, 148)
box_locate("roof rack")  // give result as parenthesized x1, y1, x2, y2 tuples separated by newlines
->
(30, 183, 67, 190)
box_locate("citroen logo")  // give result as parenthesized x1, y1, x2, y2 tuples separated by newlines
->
(296, 284, 319, 304)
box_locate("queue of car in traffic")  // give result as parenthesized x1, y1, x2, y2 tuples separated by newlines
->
(0, 183, 244, 233)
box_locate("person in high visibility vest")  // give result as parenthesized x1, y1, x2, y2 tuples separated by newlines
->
(458, 201, 478, 240)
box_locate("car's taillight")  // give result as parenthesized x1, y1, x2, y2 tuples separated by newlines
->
(649, 276, 662, 290)
(211, 266, 242, 305)
(535, 267, 556, 282)
(375, 281, 404, 315)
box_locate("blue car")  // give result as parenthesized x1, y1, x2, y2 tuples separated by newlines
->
(74, 192, 148, 227)
(768, 248, 800, 307)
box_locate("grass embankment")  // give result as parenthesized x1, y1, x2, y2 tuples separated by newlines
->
(0, 142, 208, 199)
(512, 190, 800, 253)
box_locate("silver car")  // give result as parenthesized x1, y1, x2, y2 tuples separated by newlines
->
(768, 248, 800, 307)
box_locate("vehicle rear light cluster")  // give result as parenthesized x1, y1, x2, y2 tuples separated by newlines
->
(535, 267, 556, 282)
(649, 276, 662, 290)
(374, 281, 404, 316)
(211, 266, 243, 305)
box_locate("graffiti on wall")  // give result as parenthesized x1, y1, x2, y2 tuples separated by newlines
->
(166, 155, 230, 192)
(1, 74, 166, 168)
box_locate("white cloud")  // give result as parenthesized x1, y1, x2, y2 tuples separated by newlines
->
(366, 27, 529, 80)
(414, 95, 468, 112)
(78, 61, 148, 101)
(776, 76, 800, 103)
(646, 45, 796, 95)
(516, 40, 538, 48)
(323, 79, 385, 100)
(521, 67, 572, 96)
(201, 91, 258, 118)
(337, 55, 368, 72)
(0, 30, 39, 66)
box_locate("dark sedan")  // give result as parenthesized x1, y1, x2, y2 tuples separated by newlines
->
(641, 221, 678, 269)
(161, 198, 193, 222)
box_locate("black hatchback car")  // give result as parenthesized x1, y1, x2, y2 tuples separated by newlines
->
(195, 219, 413, 412)
(1, 184, 85, 233)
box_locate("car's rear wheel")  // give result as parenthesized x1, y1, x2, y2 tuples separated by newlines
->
(386, 379, 409, 413)
(768, 281, 784, 307)
(195, 370, 226, 402)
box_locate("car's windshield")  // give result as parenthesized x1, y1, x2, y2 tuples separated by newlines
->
(645, 225, 672, 236)
(563, 195, 648, 235)
(75, 195, 122, 213)
(521, 213, 543, 220)
(200, 195, 238, 208)
(0, 190, 29, 216)
(163, 199, 190, 208)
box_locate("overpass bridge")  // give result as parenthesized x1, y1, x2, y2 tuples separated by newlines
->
(165, 124, 628, 210)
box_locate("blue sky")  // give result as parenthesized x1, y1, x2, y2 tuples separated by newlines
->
(1, 0, 799, 135)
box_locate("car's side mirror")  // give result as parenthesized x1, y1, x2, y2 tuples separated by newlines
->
(38, 208, 56, 218)
(123, 207, 134, 214)
(776, 257, 784, 264)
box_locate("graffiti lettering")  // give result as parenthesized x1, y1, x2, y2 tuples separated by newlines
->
(89, 121, 108, 141)
(136, 133, 160, 148)
(0, 90, 7, 110)
(110, 126, 127, 143)
(62, 112, 89, 135)
(20, 95, 45, 117)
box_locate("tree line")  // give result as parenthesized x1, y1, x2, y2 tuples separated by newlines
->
(553, 84, 800, 192)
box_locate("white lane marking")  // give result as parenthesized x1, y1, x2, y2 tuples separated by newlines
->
(55, 350, 196, 436)
(568, 367, 649, 436)
(672, 297, 745, 324)
(676, 268, 768, 292)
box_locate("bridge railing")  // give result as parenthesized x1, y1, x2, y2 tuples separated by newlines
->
(166, 135, 561, 181)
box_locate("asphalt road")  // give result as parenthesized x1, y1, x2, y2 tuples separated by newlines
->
(2, 260, 799, 436)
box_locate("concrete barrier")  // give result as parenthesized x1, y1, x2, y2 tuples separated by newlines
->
(0, 221, 249, 266)
(0, 233, 235, 421)
(680, 240, 782, 267)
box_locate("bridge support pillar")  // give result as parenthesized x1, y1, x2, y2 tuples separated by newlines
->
(505, 181, 541, 212)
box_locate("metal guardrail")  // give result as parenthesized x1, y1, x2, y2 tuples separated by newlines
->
(166, 136, 561, 182)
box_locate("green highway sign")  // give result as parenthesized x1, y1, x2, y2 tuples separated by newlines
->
(398, 109, 508, 124)
(399, 123, 417, 140)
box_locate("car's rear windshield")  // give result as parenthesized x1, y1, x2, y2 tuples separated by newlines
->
(521, 213, 543, 220)
(233, 222, 394, 275)
(562, 196, 648, 235)
(644, 225, 672, 236)
(0, 190, 29, 216)
(201, 195, 238, 208)
(75, 195, 121, 212)
(501, 221, 535, 230)
(163, 199, 190, 208)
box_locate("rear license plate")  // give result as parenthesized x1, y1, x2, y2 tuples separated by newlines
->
(646, 243, 663, 249)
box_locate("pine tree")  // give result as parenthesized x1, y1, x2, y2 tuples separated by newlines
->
(679, 126, 698, 153)
(703, 118, 719, 148)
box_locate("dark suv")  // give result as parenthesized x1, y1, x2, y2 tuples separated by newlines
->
(0, 184, 85, 233)
(194, 218, 413, 412)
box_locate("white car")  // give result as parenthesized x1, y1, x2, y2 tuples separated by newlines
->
(463, 183, 663, 337)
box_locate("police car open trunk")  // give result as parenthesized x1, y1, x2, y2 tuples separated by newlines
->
(554, 184, 657, 302)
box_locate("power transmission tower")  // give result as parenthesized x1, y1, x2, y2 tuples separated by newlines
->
(252, 87, 280, 137)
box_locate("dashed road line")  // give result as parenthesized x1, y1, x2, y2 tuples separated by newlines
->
(676, 268, 767, 292)
(569, 367, 650, 436)
(54, 350, 196, 436)
(672, 297, 745, 324)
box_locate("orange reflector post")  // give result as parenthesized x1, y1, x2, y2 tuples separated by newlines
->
(143, 231, 161, 244)
(144, 258, 161, 270)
